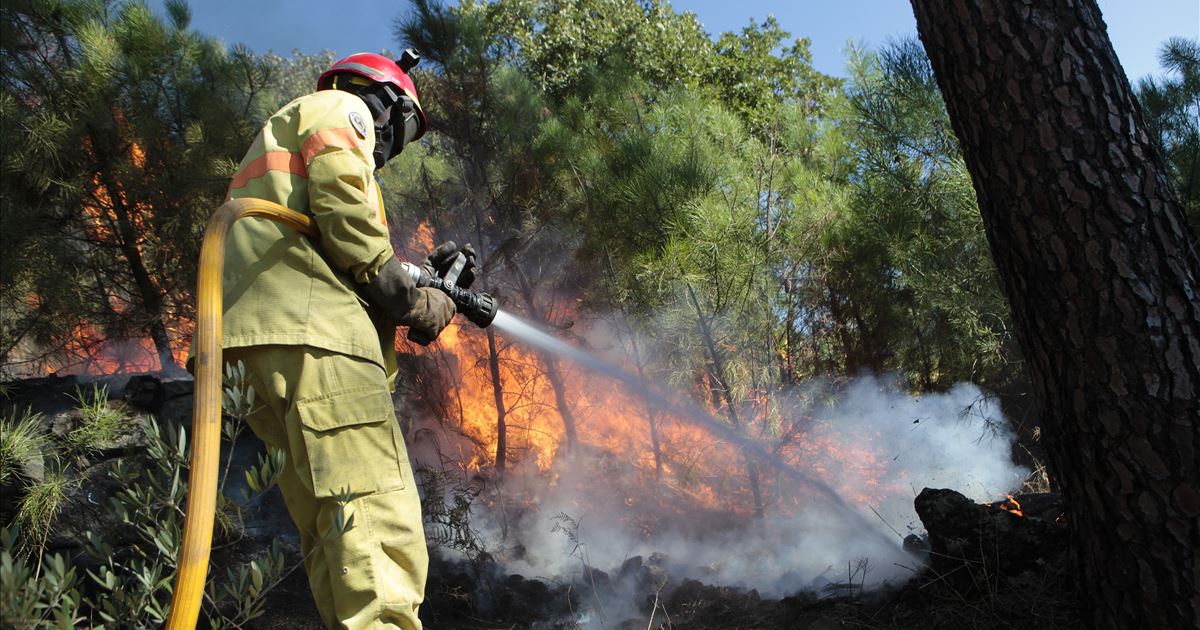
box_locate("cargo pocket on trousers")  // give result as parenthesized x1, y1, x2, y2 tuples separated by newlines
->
(296, 388, 406, 499)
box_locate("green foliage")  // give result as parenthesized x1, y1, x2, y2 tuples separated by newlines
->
(243, 446, 286, 498)
(206, 540, 288, 629)
(710, 17, 839, 132)
(0, 408, 48, 486)
(0, 370, 300, 626)
(81, 417, 185, 626)
(63, 384, 126, 456)
(0, 0, 271, 374)
(825, 40, 1016, 390)
(484, 0, 714, 100)
(220, 360, 257, 422)
(329, 487, 357, 536)
(0, 526, 83, 629)
(1137, 37, 1200, 237)
(15, 464, 72, 560)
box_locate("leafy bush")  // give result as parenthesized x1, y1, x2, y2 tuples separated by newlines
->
(0, 365, 300, 627)
(0, 525, 82, 629)
(0, 408, 48, 485)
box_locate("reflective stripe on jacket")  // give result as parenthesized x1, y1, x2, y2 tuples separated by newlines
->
(219, 90, 396, 370)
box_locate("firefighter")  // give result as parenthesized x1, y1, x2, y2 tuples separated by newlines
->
(217, 51, 453, 629)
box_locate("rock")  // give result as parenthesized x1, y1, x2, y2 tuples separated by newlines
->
(124, 372, 194, 425)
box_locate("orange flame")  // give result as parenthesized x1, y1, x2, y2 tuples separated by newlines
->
(392, 222, 914, 517)
(998, 494, 1024, 517)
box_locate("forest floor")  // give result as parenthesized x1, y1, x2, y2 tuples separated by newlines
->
(245, 544, 1080, 630)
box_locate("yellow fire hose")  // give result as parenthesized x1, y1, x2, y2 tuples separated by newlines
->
(165, 198, 315, 630)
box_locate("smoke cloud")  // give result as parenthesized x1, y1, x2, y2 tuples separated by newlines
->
(415, 362, 1028, 623)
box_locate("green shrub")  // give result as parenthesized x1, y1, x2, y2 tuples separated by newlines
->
(0, 526, 82, 629)
(0, 363, 304, 627)
(15, 463, 73, 559)
(63, 385, 126, 456)
(0, 408, 48, 485)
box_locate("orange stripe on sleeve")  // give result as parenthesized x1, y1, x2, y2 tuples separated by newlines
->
(227, 151, 306, 192)
(300, 127, 363, 165)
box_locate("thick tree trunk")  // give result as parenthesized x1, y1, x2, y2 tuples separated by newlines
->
(910, 2, 1200, 628)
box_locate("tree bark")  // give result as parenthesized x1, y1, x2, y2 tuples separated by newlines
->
(910, 2, 1200, 628)
(486, 327, 507, 474)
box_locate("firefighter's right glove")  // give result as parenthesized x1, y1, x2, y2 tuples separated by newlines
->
(422, 240, 477, 289)
(363, 258, 456, 345)
(422, 241, 459, 279)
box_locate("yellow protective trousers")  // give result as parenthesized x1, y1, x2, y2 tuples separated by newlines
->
(225, 345, 427, 629)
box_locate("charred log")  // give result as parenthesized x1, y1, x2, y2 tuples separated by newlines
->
(915, 487, 1067, 585)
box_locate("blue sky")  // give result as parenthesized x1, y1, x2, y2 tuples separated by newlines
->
(168, 0, 1196, 83)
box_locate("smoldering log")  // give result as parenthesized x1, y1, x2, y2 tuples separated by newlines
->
(914, 488, 1067, 582)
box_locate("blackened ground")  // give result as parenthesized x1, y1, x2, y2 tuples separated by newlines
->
(246, 537, 1077, 629)
(235, 486, 1078, 629)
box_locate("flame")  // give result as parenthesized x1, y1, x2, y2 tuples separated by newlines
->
(998, 494, 1024, 517)
(35, 137, 194, 376)
(394, 223, 917, 518)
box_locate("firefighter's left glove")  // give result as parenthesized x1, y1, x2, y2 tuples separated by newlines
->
(422, 240, 477, 289)
(363, 258, 420, 321)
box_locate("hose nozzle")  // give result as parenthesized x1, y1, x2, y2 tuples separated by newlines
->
(399, 260, 498, 329)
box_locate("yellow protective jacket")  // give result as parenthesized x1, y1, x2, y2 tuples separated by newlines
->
(219, 89, 396, 372)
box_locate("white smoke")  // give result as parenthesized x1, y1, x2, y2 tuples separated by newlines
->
(425, 373, 1027, 624)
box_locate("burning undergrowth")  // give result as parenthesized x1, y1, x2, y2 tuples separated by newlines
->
(399, 310, 1031, 625)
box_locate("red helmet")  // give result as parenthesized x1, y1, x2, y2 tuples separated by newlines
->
(318, 52, 428, 141)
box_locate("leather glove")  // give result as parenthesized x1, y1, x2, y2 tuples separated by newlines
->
(362, 259, 455, 345)
(422, 241, 458, 278)
(455, 243, 477, 289)
(362, 258, 420, 322)
(421, 240, 477, 289)
(401, 288, 455, 345)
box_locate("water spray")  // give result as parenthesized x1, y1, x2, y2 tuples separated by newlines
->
(486, 310, 899, 546)
(394, 251, 882, 535)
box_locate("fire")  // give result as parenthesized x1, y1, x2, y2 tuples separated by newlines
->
(394, 222, 913, 519)
(998, 494, 1024, 517)
(32, 138, 194, 376)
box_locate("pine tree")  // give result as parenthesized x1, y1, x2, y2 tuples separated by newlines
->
(1136, 37, 1200, 238)
(0, 0, 270, 374)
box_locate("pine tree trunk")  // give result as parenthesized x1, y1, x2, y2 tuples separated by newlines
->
(95, 159, 177, 371)
(514, 267, 579, 454)
(687, 285, 766, 519)
(910, 2, 1200, 627)
(487, 327, 507, 474)
(628, 333, 664, 478)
